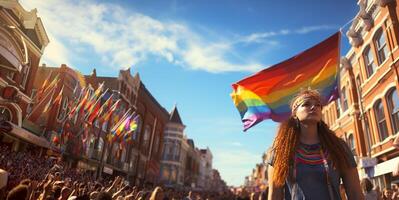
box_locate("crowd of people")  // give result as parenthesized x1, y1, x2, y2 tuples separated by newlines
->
(0, 142, 238, 199)
(361, 178, 399, 200)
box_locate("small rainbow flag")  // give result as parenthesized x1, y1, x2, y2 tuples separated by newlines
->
(231, 32, 340, 131)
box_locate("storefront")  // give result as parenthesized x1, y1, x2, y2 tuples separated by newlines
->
(360, 156, 399, 189)
(1, 120, 50, 152)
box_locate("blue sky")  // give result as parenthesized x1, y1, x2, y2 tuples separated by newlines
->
(21, 0, 358, 186)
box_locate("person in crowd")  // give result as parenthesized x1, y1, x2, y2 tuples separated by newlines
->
(392, 183, 399, 200)
(149, 186, 164, 200)
(184, 191, 193, 200)
(382, 188, 393, 200)
(267, 89, 363, 200)
(6, 184, 29, 200)
(361, 178, 379, 200)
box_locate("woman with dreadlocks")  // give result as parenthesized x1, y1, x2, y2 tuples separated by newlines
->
(267, 89, 363, 200)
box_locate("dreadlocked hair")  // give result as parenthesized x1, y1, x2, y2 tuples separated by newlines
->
(272, 118, 353, 187)
(272, 116, 299, 187)
(317, 120, 352, 175)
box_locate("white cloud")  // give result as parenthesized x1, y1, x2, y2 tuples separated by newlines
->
(41, 33, 71, 67)
(20, 0, 263, 73)
(239, 25, 337, 44)
(19, 1, 336, 73)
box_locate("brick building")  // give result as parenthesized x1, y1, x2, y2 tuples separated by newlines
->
(0, 0, 49, 151)
(84, 68, 169, 185)
(322, 0, 399, 188)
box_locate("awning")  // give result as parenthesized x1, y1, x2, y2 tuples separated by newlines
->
(372, 157, 399, 177)
(6, 123, 50, 149)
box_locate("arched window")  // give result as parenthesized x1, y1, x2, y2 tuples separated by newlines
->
(387, 88, 399, 134)
(121, 148, 127, 162)
(161, 165, 170, 180)
(336, 99, 341, 118)
(0, 107, 12, 121)
(98, 138, 104, 150)
(143, 125, 151, 152)
(342, 87, 348, 111)
(374, 100, 389, 141)
(374, 29, 389, 65)
(348, 134, 356, 155)
(363, 111, 374, 152)
(153, 132, 160, 156)
(364, 46, 376, 78)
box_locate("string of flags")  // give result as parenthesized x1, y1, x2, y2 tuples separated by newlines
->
(30, 78, 139, 145)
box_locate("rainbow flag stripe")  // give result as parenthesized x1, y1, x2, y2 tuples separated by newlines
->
(231, 32, 340, 131)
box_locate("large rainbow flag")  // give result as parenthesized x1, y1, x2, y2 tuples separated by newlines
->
(231, 32, 340, 131)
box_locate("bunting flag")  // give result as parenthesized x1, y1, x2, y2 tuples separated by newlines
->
(84, 82, 104, 111)
(231, 32, 340, 131)
(115, 113, 133, 137)
(38, 74, 59, 101)
(53, 86, 64, 108)
(109, 109, 131, 141)
(41, 90, 55, 115)
(42, 85, 61, 114)
(123, 115, 138, 142)
(36, 71, 53, 100)
(86, 89, 110, 124)
(68, 88, 89, 119)
(27, 81, 58, 122)
(102, 99, 121, 123)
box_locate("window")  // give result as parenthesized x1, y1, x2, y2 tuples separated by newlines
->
(0, 107, 12, 121)
(98, 138, 104, 150)
(27, 89, 37, 115)
(374, 100, 389, 141)
(363, 111, 374, 153)
(133, 115, 142, 141)
(153, 133, 160, 156)
(143, 125, 151, 152)
(347, 134, 356, 155)
(342, 86, 348, 111)
(387, 88, 399, 134)
(374, 30, 389, 65)
(356, 76, 362, 91)
(20, 64, 30, 89)
(364, 46, 376, 78)
(336, 99, 341, 118)
(129, 154, 137, 172)
(6, 71, 15, 80)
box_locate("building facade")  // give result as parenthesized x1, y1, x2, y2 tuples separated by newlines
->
(84, 68, 169, 185)
(198, 147, 213, 190)
(0, 0, 49, 151)
(160, 106, 186, 186)
(322, 0, 399, 189)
